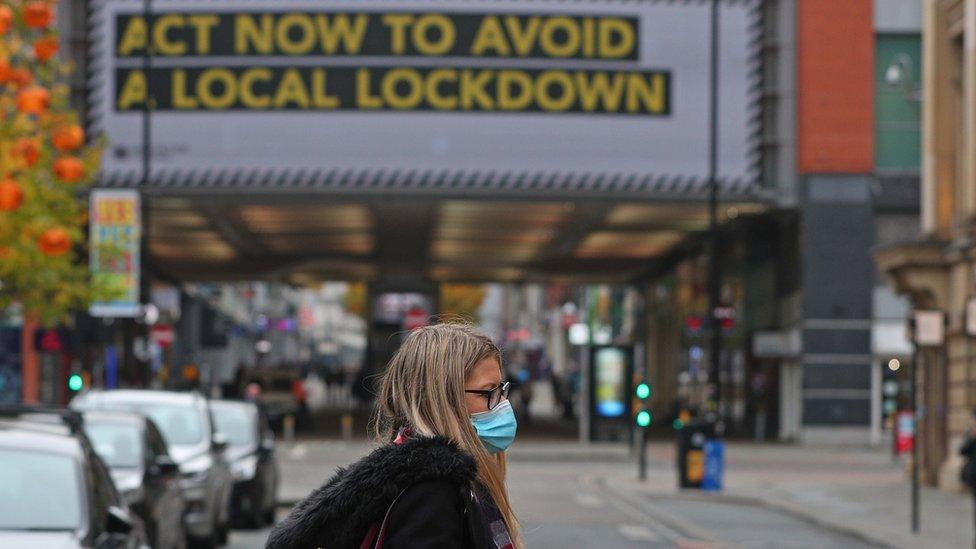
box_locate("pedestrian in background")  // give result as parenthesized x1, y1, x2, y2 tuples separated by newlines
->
(266, 323, 521, 549)
(961, 409, 976, 543)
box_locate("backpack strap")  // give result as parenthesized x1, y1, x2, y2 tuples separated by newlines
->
(369, 488, 408, 549)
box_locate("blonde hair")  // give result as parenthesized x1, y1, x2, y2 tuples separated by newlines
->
(372, 322, 521, 547)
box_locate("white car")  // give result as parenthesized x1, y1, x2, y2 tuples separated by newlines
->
(72, 391, 233, 549)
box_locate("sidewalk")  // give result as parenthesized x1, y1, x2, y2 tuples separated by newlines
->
(605, 442, 974, 549)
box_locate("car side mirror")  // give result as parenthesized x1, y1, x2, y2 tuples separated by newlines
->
(152, 455, 180, 477)
(212, 432, 229, 453)
(259, 437, 275, 455)
(106, 506, 133, 535)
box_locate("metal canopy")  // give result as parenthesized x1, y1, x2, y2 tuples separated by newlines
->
(146, 194, 768, 284)
(100, 167, 766, 200)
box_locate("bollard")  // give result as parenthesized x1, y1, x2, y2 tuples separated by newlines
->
(284, 413, 295, 443)
(341, 412, 353, 441)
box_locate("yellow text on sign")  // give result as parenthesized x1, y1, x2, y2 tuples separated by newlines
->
(116, 67, 669, 115)
(115, 12, 637, 59)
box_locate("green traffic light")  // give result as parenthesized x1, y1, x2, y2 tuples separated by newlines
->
(672, 418, 684, 430)
(635, 383, 651, 400)
(636, 410, 652, 427)
(67, 374, 84, 392)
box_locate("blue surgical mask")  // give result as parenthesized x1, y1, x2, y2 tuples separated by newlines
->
(470, 400, 517, 453)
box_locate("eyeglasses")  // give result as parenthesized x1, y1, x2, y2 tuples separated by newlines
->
(464, 381, 511, 410)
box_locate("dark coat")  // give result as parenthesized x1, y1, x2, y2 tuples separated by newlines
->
(265, 436, 495, 549)
(961, 434, 976, 490)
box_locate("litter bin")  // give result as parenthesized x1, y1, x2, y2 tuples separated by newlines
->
(676, 420, 715, 488)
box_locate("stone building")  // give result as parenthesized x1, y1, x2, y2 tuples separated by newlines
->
(876, 0, 976, 489)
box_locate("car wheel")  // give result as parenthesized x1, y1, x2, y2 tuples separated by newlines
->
(216, 519, 230, 546)
(174, 531, 188, 549)
(236, 502, 261, 529)
(187, 517, 219, 549)
(187, 533, 217, 549)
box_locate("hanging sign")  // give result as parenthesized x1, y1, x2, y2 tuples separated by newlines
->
(90, 190, 141, 317)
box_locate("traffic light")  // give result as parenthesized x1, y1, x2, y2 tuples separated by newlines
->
(67, 373, 84, 392)
(635, 380, 653, 481)
(636, 410, 652, 427)
(634, 380, 652, 428)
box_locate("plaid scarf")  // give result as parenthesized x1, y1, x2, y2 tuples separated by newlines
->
(471, 485, 514, 549)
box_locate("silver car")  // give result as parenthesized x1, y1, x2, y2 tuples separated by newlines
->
(72, 391, 233, 549)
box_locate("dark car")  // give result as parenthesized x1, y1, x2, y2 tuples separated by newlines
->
(71, 390, 233, 548)
(82, 410, 187, 549)
(0, 406, 147, 549)
(210, 400, 279, 528)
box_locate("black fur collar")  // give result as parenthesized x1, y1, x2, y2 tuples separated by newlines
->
(265, 436, 477, 549)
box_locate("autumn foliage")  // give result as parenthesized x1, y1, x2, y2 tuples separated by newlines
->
(0, 0, 115, 325)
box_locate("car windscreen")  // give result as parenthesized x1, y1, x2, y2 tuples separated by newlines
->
(108, 402, 205, 447)
(212, 405, 257, 447)
(84, 422, 143, 468)
(0, 449, 82, 531)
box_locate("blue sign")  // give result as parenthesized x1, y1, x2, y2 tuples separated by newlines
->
(105, 346, 119, 389)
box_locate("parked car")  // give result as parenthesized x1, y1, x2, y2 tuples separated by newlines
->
(71, 390, 233, 548)
(0, 406, 147, 549)
(82, 410, 187, 549)
(210, 400, 279, 527)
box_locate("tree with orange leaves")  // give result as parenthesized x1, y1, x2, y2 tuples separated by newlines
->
(0, 1, 118, 400)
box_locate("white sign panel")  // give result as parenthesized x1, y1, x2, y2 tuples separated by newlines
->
(913, 310, 945, 347)
(89, 0, 761, 191)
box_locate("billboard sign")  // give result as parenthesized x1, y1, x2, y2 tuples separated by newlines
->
(89, 0, 762, 192)
(593, 346, 628, 417)
(588, 345, 633, 442)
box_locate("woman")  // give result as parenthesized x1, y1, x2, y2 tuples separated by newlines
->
(266, 323, 521, 549)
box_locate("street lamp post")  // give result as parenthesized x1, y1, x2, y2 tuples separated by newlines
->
(139, 0, 153, 388)
(909, 309, 946, 534)
(910, 348, 919, 533)
(707, 0, 722, 417)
